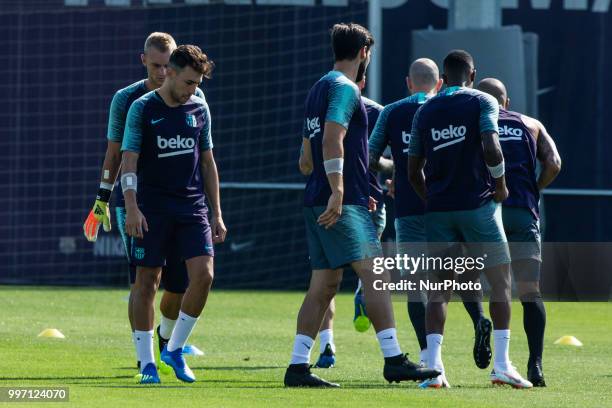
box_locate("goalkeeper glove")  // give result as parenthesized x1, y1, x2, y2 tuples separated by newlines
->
(83, 186, 112, 242)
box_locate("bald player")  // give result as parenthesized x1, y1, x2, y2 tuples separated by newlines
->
(368, 58, 442, 367)
(477, 78, 561, 387)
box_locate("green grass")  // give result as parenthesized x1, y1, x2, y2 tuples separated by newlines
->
(0, 287, 610, 407)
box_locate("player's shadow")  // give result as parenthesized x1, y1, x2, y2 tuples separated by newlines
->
(193, 365, 283, 371)
(117, 365, 282, 371)
(0, 375, 134, 381)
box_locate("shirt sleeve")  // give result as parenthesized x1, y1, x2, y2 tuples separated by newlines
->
(195, 87, 205, 99)
(479, 93, 500, 134)
(121, 99, 145, 153)
(325, 80, 360, 129)
(106, 89, 129, 142)
(368, 105, 390, 161)
(408, 105, 425, 157)
(199, 102, 213, 151)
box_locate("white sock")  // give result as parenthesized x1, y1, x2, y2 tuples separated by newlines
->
(426, 333, 444, 373)
(376, 328, 402, 358)
(355, 279, 363, 295)
(419, 348, 428, 366)
(159, 315, 177, 340)
(134, 330, 154, 371)
(494, 329, 511, 371)
(290, 334, 314, 365)
(167, 311, 199, 352)
(132, 331, 139, 362)
(319, 329, 335, 353)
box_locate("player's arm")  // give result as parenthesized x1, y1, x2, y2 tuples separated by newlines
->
(199, 105, 227, 243)
(368, 107, 394, 174)
(480, 95, 508, 203)
(200, 150, 226, 243)
(407, 107, 427, 201)
(83, 91, 128, 242)
(533, 119, 562, 190)
(299, 137, 313, 176)
(318, 122, 346, 228)
(120, 100, 148, 239)
(317, 81, 359, 229)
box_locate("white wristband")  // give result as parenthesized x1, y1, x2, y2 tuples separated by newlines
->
(121, 172, 138, 193)
(487, 160, 505, 179)
(324, 158, 344, 175)
(100, 182, 114, 191)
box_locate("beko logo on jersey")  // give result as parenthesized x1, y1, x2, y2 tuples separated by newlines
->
(431, 125, 467, 151)
(402, 131, 411, 153)
(157, 135, 195, 158)
(431, 125, 466, 141)
(306, 117, 321, 139)
(499, 125, 523, 138)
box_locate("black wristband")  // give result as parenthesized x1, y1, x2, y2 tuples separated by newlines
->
(96, 188, 112, 203)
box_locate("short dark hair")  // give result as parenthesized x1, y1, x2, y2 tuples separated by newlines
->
(443, 49, 474, 80)
(169, 45, 215, 79)
(330, 23, 374, 61)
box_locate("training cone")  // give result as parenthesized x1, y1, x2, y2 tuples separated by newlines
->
(554, 335, 583, 347)
(37, 328, 65, 339)
(183, 345, 204, 356)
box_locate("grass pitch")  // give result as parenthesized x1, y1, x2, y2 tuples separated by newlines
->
(0, 286, 610, 407)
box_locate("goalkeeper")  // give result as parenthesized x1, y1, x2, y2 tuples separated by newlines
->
(83, 32, 202, 369)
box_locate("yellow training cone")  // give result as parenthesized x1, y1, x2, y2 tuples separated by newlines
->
(554, 335, 582, 347)
(37, 329, 65, 339)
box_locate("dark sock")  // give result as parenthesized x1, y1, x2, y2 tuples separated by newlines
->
(521, 292, 546, 364)
(287, 363, 310, 373)
(384, 354, 405, 365)
(407, 300, 427, 351)
(462, 301, 485, 329)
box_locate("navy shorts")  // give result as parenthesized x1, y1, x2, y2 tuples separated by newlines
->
(116, 207, 195, 293)
(131, 211, 214, 267)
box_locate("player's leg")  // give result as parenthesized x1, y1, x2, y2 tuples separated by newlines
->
(284, 207, 342, 387)
(158, 255, 201, 356)
(463, 201, 531, 388)
(352, 203, 386, 331)
(159, 289, 181, 336)
(132, 265, 163, 383)
(454, 264, 491, 369)
(503, 206, 546, 386)
(418, 210, 460, 389)
(354, 256, 431, 383)
(285, 268, 343, 387)
(517, 269, 546, 386)
(395, 215, 428, 366)
(345, 205, 439, 384)
(161, 214, 214, 383)
(115, 206, 140, 368)
(315, 288, 339, 368)
(455, 265, 486, 332)
(130, 212, 169, 384)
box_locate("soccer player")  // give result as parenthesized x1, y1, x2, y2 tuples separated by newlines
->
(121, 45, 225, 384)
(82, 33, 203, 367)
(306, 76, 387, 369)
(285, 23, 439, 388)
(368, 58, 442, 367)
(408, 50, 531, 388)
(477, 78, 561, 386)
(370, 59, 494, 370)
